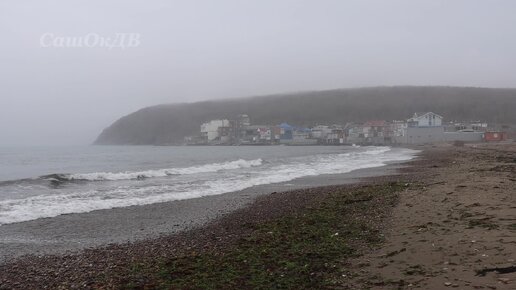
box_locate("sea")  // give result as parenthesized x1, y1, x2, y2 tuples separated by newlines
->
(0, 145, 418, 226)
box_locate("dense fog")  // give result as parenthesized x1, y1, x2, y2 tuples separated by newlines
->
(1, 0, 516, 145)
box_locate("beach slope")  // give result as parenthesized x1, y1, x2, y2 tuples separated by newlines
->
(1, 143, 515, 289)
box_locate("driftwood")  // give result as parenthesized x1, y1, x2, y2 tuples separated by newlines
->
(475, 265, 516, 276)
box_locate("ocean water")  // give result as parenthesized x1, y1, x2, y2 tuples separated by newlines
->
(0, 145, 418, 225)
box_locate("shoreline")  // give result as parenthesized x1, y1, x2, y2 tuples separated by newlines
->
(0, 154, 414, 265)
(0, 164, 418, 289)
(3, 143, 514, 288)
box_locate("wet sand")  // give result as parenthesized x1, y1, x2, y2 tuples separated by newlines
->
(0, 159, 408, 265)
(346, 143, 516, 289)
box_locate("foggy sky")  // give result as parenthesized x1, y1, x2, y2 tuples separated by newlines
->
(1, 0, 515, 146)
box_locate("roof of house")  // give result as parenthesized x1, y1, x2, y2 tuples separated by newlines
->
(279, 123, 295, 129)
(411, 112, 443, 119)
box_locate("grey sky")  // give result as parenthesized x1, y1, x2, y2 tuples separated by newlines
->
(0, 0, 515, 145)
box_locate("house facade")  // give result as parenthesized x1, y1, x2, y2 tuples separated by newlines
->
(484, 131, 508, 142)
(408, 112, 443, 127)
(200, 119, 230, 142)
(397, 112, 445, 144)
(188, 112, 509, 146)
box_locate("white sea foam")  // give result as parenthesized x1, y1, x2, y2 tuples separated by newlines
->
(64, 158, 263, 181)
(0, 147, 418, 225)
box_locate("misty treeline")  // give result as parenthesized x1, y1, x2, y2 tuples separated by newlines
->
(95, 86, 516, 145)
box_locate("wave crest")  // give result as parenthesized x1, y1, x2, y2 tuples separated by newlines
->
(41, 158, 263, 182)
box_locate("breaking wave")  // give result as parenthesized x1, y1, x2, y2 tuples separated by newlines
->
(0, 147, 418, 225)
(39, 158, 263, 182)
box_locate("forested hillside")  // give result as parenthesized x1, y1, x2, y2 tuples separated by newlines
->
(94, 86, 516, 145)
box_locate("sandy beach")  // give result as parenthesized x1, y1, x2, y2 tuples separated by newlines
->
(346, 143, 516, 289)
(0, 143, 515, 289)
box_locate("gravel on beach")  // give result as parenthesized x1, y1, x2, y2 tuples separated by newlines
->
(2, 143, 514, 289)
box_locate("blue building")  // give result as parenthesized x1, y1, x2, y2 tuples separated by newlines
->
(279, 123, 294, 140)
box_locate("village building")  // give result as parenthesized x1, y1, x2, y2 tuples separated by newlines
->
(279, 123, 294, 140)
(239, 125, 271, 144)
(391, 120, 407, 137)
(270, 126, 281, 144)
(445, 121, 488, 132)
(253, 126, 281, 144)
(200, 119, 230, 143)
(345, 123, 366, 145)
(408, 112, 443, 127)
(324, 125, 345, 145)
(311, 125, 332, 139)
(363, 120, 393, 145)
(484, 131, 508, 142)
(442, 120, 492, 143)
(345, 121, 393, 145)
(398, 112, 445, 144)
(310, 125, 345, 144)
(188, 112, 510, 146)
(291, 128, 318, 145)
(231, 114, 251, 143)
(217, 125, 232, 144)
(277, 123, 317, 145)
